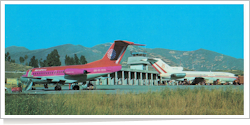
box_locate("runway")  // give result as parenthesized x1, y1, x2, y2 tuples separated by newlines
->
(6, 85, 244, 95)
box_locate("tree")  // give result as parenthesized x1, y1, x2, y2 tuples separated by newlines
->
(5, 52, 12, 61)
(65, 55, 70, 65)
(74, 54, 80, 65)
(19, 57, 25, 64)
(43, 60, 48, 67)
(10, 59, 15, 63)
(80, 55, 87, 64)
(24, 55, 28, 65)
(46, 49, 61, 66)
(65, 55, 75, 65)
(65, 55, 68, 65)
(5, 52, 10, 61)
(65, 55, 87, 65)
(69, 57, 75, 65)
(29, 56, 39, 68)
(7, 56, 11, 62)
(39, 58, 47, 67)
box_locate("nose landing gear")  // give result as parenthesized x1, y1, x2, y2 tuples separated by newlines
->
(44, 84, 48, 89)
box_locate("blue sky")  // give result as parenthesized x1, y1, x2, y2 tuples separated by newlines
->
(5, 4, 244, 59)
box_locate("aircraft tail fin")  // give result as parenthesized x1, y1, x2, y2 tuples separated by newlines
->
(142, 58, 169, 74)
(142, 58, 183, 74)
(101, 40, 145, 64)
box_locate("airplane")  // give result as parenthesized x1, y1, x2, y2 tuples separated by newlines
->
(20, 40, 144, 90)
(142, 58, 238, 85)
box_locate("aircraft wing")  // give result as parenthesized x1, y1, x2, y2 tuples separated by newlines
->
(22, 76, 77, 84)
(23, 76, 61, 81)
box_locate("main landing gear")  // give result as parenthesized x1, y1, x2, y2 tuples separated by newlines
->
(83, 82, 96, 90)
(68, 83, 80, 90)
(71, 83, 80, 90)
(54, 84, 62, 90)
(69, 82, 96, 90)
(72, 85, 80, 90)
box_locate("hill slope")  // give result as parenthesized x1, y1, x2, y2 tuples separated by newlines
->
(5, 43, 244, 71)
(5, 61, 33, 72)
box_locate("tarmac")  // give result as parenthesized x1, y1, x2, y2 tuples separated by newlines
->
(6, 85, 244, 95)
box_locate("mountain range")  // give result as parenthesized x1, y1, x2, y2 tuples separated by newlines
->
(5, 43, 244, 71)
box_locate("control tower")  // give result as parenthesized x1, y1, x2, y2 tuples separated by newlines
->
(127, 51, 150, 70)
(94, 50, 162, 86)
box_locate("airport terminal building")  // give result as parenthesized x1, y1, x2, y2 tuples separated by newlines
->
(94, 51, 162, 86)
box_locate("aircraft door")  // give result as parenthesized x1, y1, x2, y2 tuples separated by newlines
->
(54, 70, 57, 75)
(28, 70, 33, 77)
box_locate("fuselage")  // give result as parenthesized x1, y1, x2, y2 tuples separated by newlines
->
(161, 70, 237, 82)
(21, 60, 122, 84)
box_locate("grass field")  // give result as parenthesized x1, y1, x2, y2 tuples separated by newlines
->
(5, 87, 243, 115)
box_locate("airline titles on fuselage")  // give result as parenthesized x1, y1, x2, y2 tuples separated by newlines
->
(34, 69, 47, 71)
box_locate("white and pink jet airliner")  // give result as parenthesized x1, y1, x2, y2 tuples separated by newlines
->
(142, 58, 237, 84)
(20, 40, 144, 90)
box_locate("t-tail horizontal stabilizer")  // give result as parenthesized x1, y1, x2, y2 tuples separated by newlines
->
(101, 40, 145, 65)
(141, 58, 158, 63)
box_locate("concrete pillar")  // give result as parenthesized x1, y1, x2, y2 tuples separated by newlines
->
(100, 79, 103, 85)
(118, 78, 121, 85)
(122, 71, 126, 85)
(128, 71, 132, 85)
(155, 74, 158, 86)
(115, 72, 118, 85)
(160, 77, 162, 85)
(95, 79, 99, 85)
(134, 72, 138, 85)
(102, 79, 107, 85)
(108, 74, 111, 85)
(111, 78, 114, 85)
(150, 73, 153, 86)
(145, 73, 148, 86)
(140, 72, 143, 85)
(124, 78, 127, 85)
